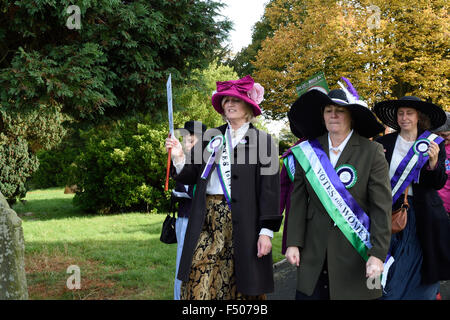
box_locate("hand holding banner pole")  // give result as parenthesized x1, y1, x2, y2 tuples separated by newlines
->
(165, 74, 174, 191)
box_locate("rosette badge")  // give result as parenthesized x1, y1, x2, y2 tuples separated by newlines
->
(207, 135, 224, 153)
(336, 165, 358, 189)
(201, 135, 224, 180)
(413, 139, 430, 157)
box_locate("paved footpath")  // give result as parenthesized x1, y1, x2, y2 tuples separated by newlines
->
(267, 259, 450, 300)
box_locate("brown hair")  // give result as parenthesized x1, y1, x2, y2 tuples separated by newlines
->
(417, 110, 432, 131)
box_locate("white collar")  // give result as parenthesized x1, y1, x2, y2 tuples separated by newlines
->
(328, 129, 354, 152)
(227, 121, 250, 138)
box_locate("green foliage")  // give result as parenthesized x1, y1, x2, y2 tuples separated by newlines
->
(30, 125, 87, 189)
(31, 141, 80, 189)
(278, 125, 298, 155)
(0, 0, 231, 201)
(226, 0, 305, 78)
(28, 60, 239, 213)
(31, 149, 68, 189)
(69, 117, 170, 214)
(253, 0, 449, 119)
(173, 61, 238, 130)
(226, 1, 276, 77)
(0, 133, 39, 200)
(0, 0, 231, 120)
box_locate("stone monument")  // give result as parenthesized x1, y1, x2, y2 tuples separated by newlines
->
(0, 192, 28, 299)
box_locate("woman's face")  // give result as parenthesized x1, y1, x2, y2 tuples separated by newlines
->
(437, 131, 450, 145)
(182, 134, 198, 152)
(222, 96, 248, 122)
(323, 104, 352, 135)
(397, 107, 419, 132)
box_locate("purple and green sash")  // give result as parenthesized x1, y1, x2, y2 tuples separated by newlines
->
(283, 154, 296, 182)
(200, 135, 223, 179)
(390, 131, 444, 203)
(200, 129, 233, 209)
(217, 129, 233, 209)
(291, 139, 372, 261)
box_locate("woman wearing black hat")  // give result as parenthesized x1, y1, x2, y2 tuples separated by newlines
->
(374, 97, 449, 300)
(285, 79, 392, 300)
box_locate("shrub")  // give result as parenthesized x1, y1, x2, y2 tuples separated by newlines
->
(69, 62, 238, 214)
(31, 149, 71, 189)
(0, 133, 39, 202)
(30, 129, 84, 189)
(70, 117, 171, 214)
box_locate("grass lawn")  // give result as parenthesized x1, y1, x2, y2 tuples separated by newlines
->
(13, 188, 285, 300)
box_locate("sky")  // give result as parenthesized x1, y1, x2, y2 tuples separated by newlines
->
(219, 0, 268, 53)
(219, 0, 286, 136)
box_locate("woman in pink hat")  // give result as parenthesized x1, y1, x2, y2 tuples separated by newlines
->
(165, 75, 281, 300)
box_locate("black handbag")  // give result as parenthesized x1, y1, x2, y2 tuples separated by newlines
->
(160, 195, 177, 244)
(160, 212, 177, 244)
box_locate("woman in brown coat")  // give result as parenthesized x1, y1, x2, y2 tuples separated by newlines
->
(285, 81, 392, 300)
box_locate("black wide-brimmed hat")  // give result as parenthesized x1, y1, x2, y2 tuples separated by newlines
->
(175, 121, 207, 136)
(433, 111, 450, 133)
(373, 96, 446, 131)
(288, 88, 385, 139)
(288, 115, 304, 139)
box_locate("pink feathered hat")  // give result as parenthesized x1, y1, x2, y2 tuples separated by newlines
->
(211, 75, 264, 116)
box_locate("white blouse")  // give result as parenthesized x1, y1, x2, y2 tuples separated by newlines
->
(328, 130, 354, 168)
(205, 121, 250, 195)
(389, 134, 414, 196)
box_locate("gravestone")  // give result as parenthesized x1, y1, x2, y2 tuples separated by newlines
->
(0, 192, 28, 299)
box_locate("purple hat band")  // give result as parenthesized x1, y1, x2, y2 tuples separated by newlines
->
(211, 75, 263, 116)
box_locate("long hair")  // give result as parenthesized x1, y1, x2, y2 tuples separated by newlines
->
(417, 111, 432, 132)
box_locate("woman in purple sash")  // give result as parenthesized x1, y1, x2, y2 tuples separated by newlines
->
(374, 96, 449, 300)
(285, 79, 392, 300)
(165, 75, 281, 300)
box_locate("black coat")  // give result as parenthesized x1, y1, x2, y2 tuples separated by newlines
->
(376, 132, 450, 284)
(172, 182, 194, 218)
(173, 123, 282, 295)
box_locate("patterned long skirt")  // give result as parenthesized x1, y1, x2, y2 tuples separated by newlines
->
(180, 195, 265, 300)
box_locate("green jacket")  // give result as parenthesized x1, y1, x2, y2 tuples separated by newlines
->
(286, 132, 392, 300)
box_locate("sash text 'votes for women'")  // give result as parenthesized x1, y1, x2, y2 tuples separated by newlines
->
(316, 167, 371, 245)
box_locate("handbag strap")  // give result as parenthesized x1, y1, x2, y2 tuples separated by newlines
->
(402, 186, 409, 207)
(169, 194, 177, 217)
